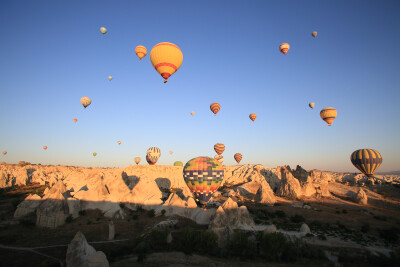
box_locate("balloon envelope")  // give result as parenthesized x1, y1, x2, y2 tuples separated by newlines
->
(320, 107, 337, 126)
(214, 143, 225, 155)
(134, 157, 141, 165)
(150, 42, 183, 83)
(190, 111, 195, 116)
(309, 102, 315, 109)
(147, 147, 161, 165)
(234, 153, 242, 164)
(312, 31, 318, 37)
(108, 76, 112, 81)
(117, 141, 121, 145)
(183, 157, 224, 205)
(210, 103, 221, 115)
(351, 149, 382, 177)
(146, 155, 154, 165)
(135, 45, 147, 60)
(80, 97, 91, 109)
(279, 43, 290, 54)
(73, 118, 78, 123)
(93, 152, 97, 157)
(43, 146, 47, 150)
(100, 27, 107, 34)
(214, 155, 224, 164)
(2, 151, 7, 156)
(174, 161, 183, 166)
(249, 113, 257, 122)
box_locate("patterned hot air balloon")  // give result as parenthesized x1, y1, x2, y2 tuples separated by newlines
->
(234, 153, 242, 164)
(80, 97, 91, 109)
(312, 31, 318, 38)
(309, 102, 315, 109)
(108, 76, 112, 81)
(43, 146, 47, 150)
(100, 27, 107, 34)
(135, 45, 147, 60)
(279, 43, 290, 54)
(146, 155, 154, 165)
(2, 151, 7, 156)
(146, 147, 161, 165)
(191, 111, 195, 116)
(214, 155, 224, 164)
(134, 157, 141, 165)
(150, 42, 183, 83)
(174, 161, 183, 166)
(214, 143, 225, 155)
(183, 157, 224, 205)
(249, 113, 257, 122)
(210, 103, 221, 115)
(117, 141, 121, 145)
(351, 149, 382, 177)
(73, 118, 78, 123)
(93, 152, 97, 157)
(320, 107, 337, 126)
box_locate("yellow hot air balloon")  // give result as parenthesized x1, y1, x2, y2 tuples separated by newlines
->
(249, 113, 257, 122)
(309, 102, 315, 109)
(351, 149, 382, 177)
(169, 150, 173, 155)
(320, 107, 337, 126)
(279, 43, 290, 54)
(108, 76, 112, 81)
(150, 42, 183, 83)
(214, 143, 225, 155)
(80, 97, 91, 109)
(43, 146, 47, 150)
(2, 151, 7, 156)
(134, 157, 141, 165)
(135, 45, 147, 60)
(73, 118, 78, 123)
(117, 141, 121, 145)
(312, 31, 318, 38)
(100, 27, 107, 34)
(191, 111, 195, 116)
(93, 152, 97, 157)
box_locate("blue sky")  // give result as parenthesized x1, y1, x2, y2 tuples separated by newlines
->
(0, 0, 399, 172)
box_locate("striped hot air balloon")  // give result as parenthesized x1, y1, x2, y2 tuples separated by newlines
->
(146, 147, 161, 165)
(210, 103, 221, 115)
(134, 157, 141, 165)
(249, 113, 257, 122)
(312, 31, 318, 37)
(351, 149, 382, 177)
(146, 155, 154, 165)
(320, 107, 337, 126)
(234, 153, 242, 164)
(73, 118, 78, 123)
(183, 157, 224, 205)
(309, 102, 315, 109)
(279, 43, 290, 54)
(150, 42, 183, 83)
(214, 143, 225, 155)
(214, 155, 224, 164)
(135, 45, 147, 60)
(80, 97, 91, 109)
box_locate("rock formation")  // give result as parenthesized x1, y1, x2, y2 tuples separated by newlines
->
(355, 188, 368, 205)
(14, 194, 42, 219)
(276, 166, 302, 199)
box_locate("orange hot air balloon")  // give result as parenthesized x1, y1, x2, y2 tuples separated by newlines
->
(117, 141, 121, 145)
(214, 143, 225, 155)
(135, 45, 147, 60)
(210, 103, 221, 115)
(312, 31, 318, 38)
(249, 113, 257, 122)
(150, 42, 183, 83)
(320, 107, 337, 126)
(190, 111, 195, 116)
(73, 118, 78, 123)
(234, 153, 242, 164)
(43, 146, 47, 150)
(134, 157, 141, 165)
(279, 43, 290, 54)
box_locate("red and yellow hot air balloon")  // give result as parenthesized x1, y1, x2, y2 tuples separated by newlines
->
(43, 146, 47, 150)
(190, 111, 195, 116)
(73, 118, 78, 123)
(214, 155, 224, 164)
(214, 143, 225, 155)
(320, 107, 337, 126)
(210, 103, 221, 115)
(234, 153, 242, 164)
(117, 141, 121, 145)
(150, 42, 183, 83)
(249, 113, 257, 122)
(135, 45, 147, 60)
(279, 43, 290, 54)
(312, 31, 318, 38)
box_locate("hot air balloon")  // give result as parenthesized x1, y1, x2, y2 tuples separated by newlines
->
(146, 147, 161, 165)
(320, 107, 337, 126)
(2, 151, 7, 156)
(146, 155, 154, 165)
(117, 141, 121, 145)
(234, 153, 242, 164)
(312, 31, 318, 38)
(183, 157, 224, 205)
(214, 143, 225, 155)
(150, 42, 183, 83)
(309, 102, 315, 109)
(135, 45, 147, 60)
(249, 113, 257, 122)
(73, 118, 78, 123)
(43, 146, 47, 150)
(214, 155, 224, 164)
(190, 111, 195, 116)
(210, 103, 221, 115)
(108, 76, 112, 81)
(93, 152, 97, 157)
(169, 150, 173, 155)
(174, 161, 183, 166)
(134, 157, 141, 165)
(80, 97, 91, 109)
(100, 27, 107, 34)
(279, 43, 290, 54)
(351, 149, 382, 177)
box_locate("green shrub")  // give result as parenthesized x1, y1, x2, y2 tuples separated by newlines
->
(260, 232, 287, 262)
(290, 214, 305, 223)
(11, 199, 21, 208)
(119, 203, 125, 209)
(148, 228, 170, 250)
(181, 227, 198, 254)
(146, 209, 155, 218)
(65, 215, 73, 223)
(78, 210, 86, 216)
(197, 231, 219, 255)
(275, 210, 286, 218)
(132, 214, 139, 220)
(161, 209, 166, 215)
(380, 226, 400, 244)
(361, 222, 370, 233)
(227, 231, 256, 260)
(136, 205, 144, 212)
(342, 209, 348, 214)
(317, 234, 327, 240)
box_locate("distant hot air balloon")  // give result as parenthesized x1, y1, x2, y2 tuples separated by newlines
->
(214, 143, 225, 155)
(80, 97, 91, 109)
(2, 151, 7, 156)
(312, 31, 318, 38)
(320, 107, 337, 126)
(134, 157, 141, 165)
(190, 111, 195, 116)
(108, 76, 112, 81)
(146, 147, 161, 165)
(234, 153, 242, 164)
(169, 150, 173, 155)
(210, 103, 221, 115)
(93, 152, 97, 157)
(117, 141, 121, 145)
(183, 157, 224, 205)
(135, 45, 147, 60)
(309, 102, 315, 109)
(43, 146, 47, 150)
(73, 118, 78, 123)
(150, 42, 183, 83)
(249, 113, 257, 122)
(174, 161, 183, 166)
(214, 155, 224, 164)
(351, 149, 382, 177)
(100, 27, 107, 34)
(279, 43, 290, 54)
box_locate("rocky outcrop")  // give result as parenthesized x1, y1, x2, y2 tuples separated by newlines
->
(66, 231, 109, 267)
(300, 223, 311, 234)
(277, 166, 302, 199)
(355, 188, 368, 205)
(256, 179, 276, 204)
(14, 194, 42, 219)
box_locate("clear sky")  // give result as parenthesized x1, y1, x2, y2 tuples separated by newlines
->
(0, 0, 399, 172)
